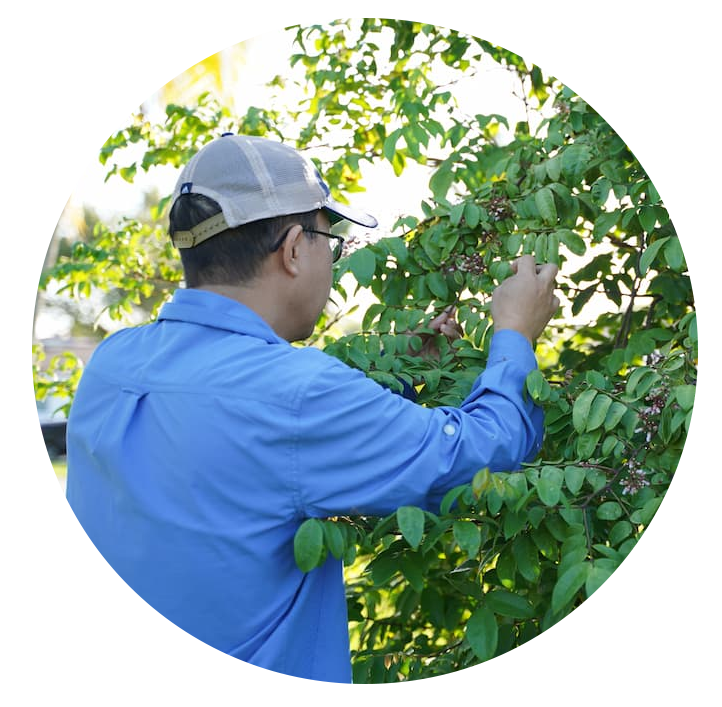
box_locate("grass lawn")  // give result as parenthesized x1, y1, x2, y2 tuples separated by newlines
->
(30, 460, 65, 683)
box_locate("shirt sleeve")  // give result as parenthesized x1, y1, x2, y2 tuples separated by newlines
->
(294, 329, 544, 518)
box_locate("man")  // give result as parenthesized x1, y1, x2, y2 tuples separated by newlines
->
(66, 133, 559, 683)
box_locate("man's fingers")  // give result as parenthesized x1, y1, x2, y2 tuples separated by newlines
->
(429, 306, 459, 330)
(428, 311, 449, 329)
(440, 321, 462, 339)
(536, 262, 559, 284)
(513, 254, 537, 276)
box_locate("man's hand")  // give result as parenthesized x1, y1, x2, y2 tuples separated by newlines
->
(411, 307, 463, 360)
(490, 255, 559, 343)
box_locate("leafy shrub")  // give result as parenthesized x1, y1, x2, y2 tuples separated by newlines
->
(35, 19, 695, 682)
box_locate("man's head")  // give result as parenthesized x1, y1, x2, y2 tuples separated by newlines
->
(167, 134, 377, 341)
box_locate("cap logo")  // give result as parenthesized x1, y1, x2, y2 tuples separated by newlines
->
(180, 182, 193, 194)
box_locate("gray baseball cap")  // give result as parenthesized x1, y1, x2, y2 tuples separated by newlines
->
(170, 133, 378, 248)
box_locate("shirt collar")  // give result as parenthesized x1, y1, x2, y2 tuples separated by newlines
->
(157, 288, 287, 345)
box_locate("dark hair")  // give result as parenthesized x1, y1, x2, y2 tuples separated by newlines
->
(168, 193, 319, 288)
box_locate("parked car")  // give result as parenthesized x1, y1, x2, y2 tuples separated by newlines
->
(37, 420, 67, 461)
(36, 395, 69, 458)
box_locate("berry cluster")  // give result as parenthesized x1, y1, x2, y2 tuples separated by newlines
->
(443, 253, 487, 276)
(487, 196, 514, 221)
(341, 231, 375, 257)
(638, 387, 668, 443)
(620, 459, 650, 496)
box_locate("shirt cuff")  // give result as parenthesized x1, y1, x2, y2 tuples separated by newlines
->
(486, 329, 538, 372)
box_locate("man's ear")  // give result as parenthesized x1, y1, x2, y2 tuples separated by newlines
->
(279, 224, 304, 277)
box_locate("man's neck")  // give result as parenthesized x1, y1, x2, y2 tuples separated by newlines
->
(196, 282, 296, 342)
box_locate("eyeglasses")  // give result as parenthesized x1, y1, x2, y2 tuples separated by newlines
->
(270, 226, 346, 263)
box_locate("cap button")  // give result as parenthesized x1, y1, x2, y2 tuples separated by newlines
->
(221, 132, 234, 137)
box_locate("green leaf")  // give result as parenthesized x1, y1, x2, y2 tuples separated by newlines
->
(535, 187, 557, 225)
(586, 394, 613, 432)
(397, 506, 425, 550)
(546, 155, 562, 182)
(561, 144, 592, 182)
(513, 534, 541, 582)
(664, 237, 685, 271)
(638, 205, 658, 234)
(526, 369, 550, 402)
(591, 177, 611, 206)
(472, 468, 492, 498)
(593, 211, 618, 239)
(597, 501, 623, 521)
(400, 554, 425, 593)
(604, 401, 629, 432)
(440, 484, 467, 515)
(450, 202, 466, 227)
(558, 229, 586, 256)
(453, 520, 481, 558)
(642, 565, 687, 599)
(485, 590, 535, 619)
(427, 271, 449, 299)
(639, 237, 670, 275)
(464, 202, 481, 228)
(630, 496, 663, 525)
(552, 562, 590, 614)
(684, 405, 699, 439)
(584, 566, 622, 629)
(294, 518, 324, 572)
(674, 384, 695, 411)
(633, 575, 662, 631)
(564, 466, 586, 495)
(609, 520, 633, 546)
(466, 607, 498, 661)
(626, 368, 661, 399)
(368, 555, 398, 586)
(119, 163, 137, 183)
(547, 231, 560, 266)
(349, 248, 376, 287)
(572, 389, 598, 434)
(537, 466, 563, 507)
(430, 165, 455, 201)
(534, 233, 548, 262)
(322, 520, 345, 560)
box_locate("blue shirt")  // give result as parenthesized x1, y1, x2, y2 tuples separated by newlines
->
(66, 288, 543, 683)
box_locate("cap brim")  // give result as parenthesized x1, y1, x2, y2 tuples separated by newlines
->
(324, 197, 378, 229)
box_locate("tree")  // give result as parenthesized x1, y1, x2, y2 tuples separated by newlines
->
(34, 19, 695, 682)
